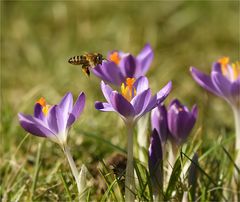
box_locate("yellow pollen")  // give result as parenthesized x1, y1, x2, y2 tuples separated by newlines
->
(36, 97, 50, 116)
(109, 52, 121, 65)
(121, 78, 136, 102)
(219, 57, 230, 76)
(218, 57, 229, 66)
(232, 61, 240, 80)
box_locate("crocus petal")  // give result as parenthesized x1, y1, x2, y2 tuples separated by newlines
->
(211, 71, 232, 99)
(18, 113, 54, 138)
(134, 76, 149, 94)
(59, 92, 73, 126)
(190, 67, 221, 97)
(95, 101, 115, 112)
(67, 92, 86, 127)
(110, 91, 135, 118)
(156, 81, 172, 104)
(92, 61, 124, 86)
(230, 79, 240, 108)
(136, 44, 154, 77)
(142, 81, 171, 114)
(131, 89, 151, 116)
(191, 104, 198, 119)
(119, 54, 137, 78)
(148, 129, 163, 191)
(47, 105, 65, 134)
(168, 101, 197, 144)
(148, 129, 163, 173)
(59, 92, 73, 112)
(212, 62, 222, 73)
(151, 104, 168, 143)
(101, 81, 114, 103)
(34, 103, 45, 121)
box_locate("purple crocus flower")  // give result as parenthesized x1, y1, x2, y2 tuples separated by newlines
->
(95, 76, 172, 124)
(18, 92, 85, 147)
(191, 57, 240, 185)
(148, 129, 163, 198)
(151, 100, 197, 145)
(95, 76, 171, 201)
(168, 99, 198, 145)
(190, 57, 240, 109)
(92, 44, 154, 86)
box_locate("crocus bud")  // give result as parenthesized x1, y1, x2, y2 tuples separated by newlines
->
(167, 99, 198, 145)
(148, 129, 163, 195)
(151, 104, 169, 143)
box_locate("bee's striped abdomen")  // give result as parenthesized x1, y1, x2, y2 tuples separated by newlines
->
(68, 56, 82, 65)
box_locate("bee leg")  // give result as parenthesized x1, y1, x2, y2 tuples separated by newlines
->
(81, 66, 90, 77)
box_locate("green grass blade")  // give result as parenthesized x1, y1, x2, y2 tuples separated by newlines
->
(222, 146, 240, 174)
(165, 157, 182, 200)
(59, 172, 73, 202)
(30, 142, 42, 201)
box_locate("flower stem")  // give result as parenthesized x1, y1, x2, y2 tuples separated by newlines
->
(125, 123, 135, 201)
(167, 142, 178, 183)
(63, 146, 83, 200)
(232, 107, 240, 199)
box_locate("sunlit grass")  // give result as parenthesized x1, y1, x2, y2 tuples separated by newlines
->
(1, 1, 239, 201)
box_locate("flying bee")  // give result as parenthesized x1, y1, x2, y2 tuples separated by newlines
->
(68, 53, 104, 77)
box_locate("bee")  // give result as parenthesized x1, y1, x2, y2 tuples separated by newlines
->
(68, 53, 104, 77)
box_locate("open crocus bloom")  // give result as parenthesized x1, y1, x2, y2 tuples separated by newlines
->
(168, 99, 198, 145)
(18, 92, 85, 146)
(190, 57, 240, 109)
(92, 44, 154, 86)
(95, 76, 172, 124)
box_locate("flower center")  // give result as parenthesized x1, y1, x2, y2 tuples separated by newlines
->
(121, 78, 136, 102)
(219, 57, 240, 81)
(109, 52, 121, 65)
(36, 97, 51, 116)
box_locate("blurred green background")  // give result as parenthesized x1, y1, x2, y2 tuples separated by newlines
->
(1, 0, 239, 200)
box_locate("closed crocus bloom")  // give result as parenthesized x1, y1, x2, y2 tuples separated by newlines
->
(167, 99, 198, 145)
(92, 44, 154, 86)
(148, 129, 163, 200)
(18, 92, 85, 147)
(151, 104, 169, 144)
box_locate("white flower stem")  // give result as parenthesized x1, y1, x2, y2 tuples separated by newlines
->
(125, 123, 135, 202)
(232, 107, 240, 200)
(167, 142, 178, 183)
(63, 146, 83, 200)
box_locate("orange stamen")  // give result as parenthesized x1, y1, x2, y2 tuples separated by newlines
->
(121, 78, 136, 102)
(218, 57, 229, 66)
(109, 52, 121, 65)
(36, 97, 50, 116)
(36, 97, 46, 107)
(219, 57, 229, 76)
